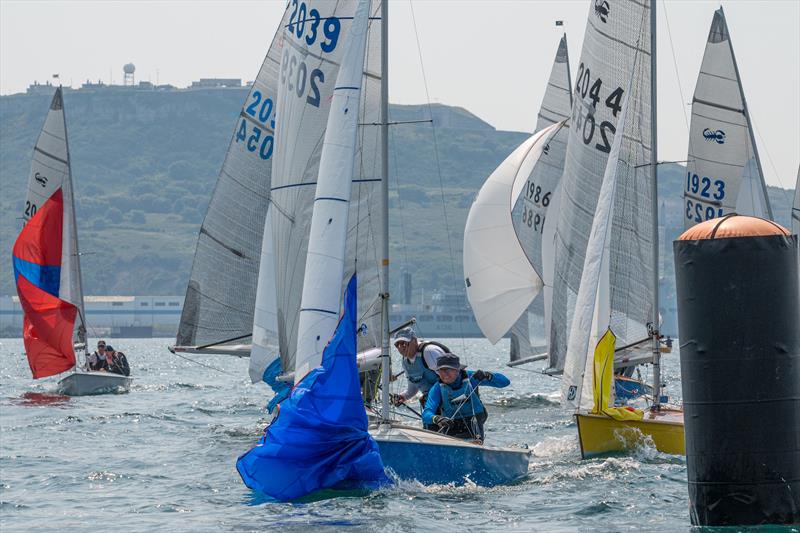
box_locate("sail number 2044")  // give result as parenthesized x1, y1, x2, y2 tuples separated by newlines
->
(571, 62, 624, 155)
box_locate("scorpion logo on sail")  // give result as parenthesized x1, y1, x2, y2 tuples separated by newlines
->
(34, 172, 48, 187)
(703, 128, 726, 144)
(594, 0, 610, 23)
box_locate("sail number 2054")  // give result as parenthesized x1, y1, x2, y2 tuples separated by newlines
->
(571, 62, 624, 154)
(235, 90, 275, 160)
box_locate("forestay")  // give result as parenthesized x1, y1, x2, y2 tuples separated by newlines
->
(176, 6, 289, 350)
(548, 0, 654, 376)
(294, 0, 371, 382)
(268, 0, 383, 375)
(684, 7, 771, 229)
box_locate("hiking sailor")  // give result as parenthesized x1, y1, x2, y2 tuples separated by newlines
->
(422, 353, 510, 443)
(99, 345, 130, 376)
(390, 327, 449, 429)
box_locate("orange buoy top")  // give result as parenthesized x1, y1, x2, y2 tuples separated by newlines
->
(678, 214, 790, 241)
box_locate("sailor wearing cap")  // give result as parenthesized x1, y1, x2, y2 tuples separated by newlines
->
(391, 327, 452, 429)
(422, 353, 510, 443)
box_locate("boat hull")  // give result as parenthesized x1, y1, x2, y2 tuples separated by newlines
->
(575, 410, 685, 458)
(57, 371, 132, 396)
(372, 423, 530, 486)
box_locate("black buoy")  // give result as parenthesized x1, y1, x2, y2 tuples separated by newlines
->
(674, 215, 800, 526)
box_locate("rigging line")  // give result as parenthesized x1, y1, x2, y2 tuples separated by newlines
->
(389, 126, 410, 267)
(168, 350, 237, 376)
(661, 0, 689, 134)
(408, 0, 467, 355)
(749, 114, 792, 204)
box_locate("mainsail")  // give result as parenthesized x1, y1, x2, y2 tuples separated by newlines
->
(684, 7, 772, 229)
(294, 0, 371, 381)
(12, 87, 87, 378)
(175, 6, 289, 350)
(464, 35, 571, 355)
(266, 0, 383, 376)
(548, 0, 654, 376)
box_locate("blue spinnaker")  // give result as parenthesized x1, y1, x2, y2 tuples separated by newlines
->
(236, 274, 391, 501)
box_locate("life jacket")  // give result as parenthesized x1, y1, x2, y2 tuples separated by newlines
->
(439, 370, 484, 420)
(417, 340, 452, 355)
(402, 352, 439, 393)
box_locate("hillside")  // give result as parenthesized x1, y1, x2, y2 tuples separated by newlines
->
(1, 89, 795, 313)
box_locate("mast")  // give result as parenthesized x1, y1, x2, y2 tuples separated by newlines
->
(649, 1, 661, 410)
(379, 0, 391, 422)
(62, 86, 89, 371)
(722, 7, 774, 221)
(564, 32, 573, 109)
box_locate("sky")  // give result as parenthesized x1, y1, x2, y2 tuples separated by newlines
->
(1, 0, 798, 189)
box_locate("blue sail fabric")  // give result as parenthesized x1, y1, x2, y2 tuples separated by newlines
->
(262, 357, 290, 414)
(236, 274, 391, 501)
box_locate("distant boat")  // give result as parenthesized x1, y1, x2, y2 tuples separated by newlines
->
(238, 0, 529, 498)
(684, 7, 773, 228)
(12, 88, 131, 396)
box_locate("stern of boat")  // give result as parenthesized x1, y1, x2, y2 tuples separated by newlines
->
(575, 409, 685, 458)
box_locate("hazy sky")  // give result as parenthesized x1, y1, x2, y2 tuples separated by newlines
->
(1, 0, 798, 188)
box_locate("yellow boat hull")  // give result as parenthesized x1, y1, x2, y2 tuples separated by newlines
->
(575, 409, 685, 458)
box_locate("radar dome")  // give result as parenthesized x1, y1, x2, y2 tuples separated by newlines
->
(123, 63, 136, 74)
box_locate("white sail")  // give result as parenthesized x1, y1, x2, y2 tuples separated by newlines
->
(177, 6, 289, 350)
(294, 0, 371, 382)
(561, 77, 634, 411)
(249, 207, 280, 383)
(548, 0, 653, 376)
(464, 122, 561, 344)
(684, 7, 771, 229)
(23, 88, 86, 347)
(268, 0, 383, 374)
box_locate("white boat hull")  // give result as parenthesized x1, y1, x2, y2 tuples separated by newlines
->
(57, 371, 132, 396)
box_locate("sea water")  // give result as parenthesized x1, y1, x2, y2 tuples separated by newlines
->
(0, 337, 777, 532)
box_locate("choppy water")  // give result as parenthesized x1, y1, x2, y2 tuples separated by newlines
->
(0, 337, 779, 532)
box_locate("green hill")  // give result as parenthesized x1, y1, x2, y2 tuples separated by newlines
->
(1, 88, 795, 316)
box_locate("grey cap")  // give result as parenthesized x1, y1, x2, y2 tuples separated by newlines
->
(436, 353, 460, 370)
(392, 327, 415, 344)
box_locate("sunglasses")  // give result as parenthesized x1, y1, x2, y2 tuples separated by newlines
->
(395, 341, 409, 348)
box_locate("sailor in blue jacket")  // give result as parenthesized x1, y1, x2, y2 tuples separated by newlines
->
(422, 353, 510, 442)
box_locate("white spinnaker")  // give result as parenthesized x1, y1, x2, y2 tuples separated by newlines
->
(269, 0, 383, 374)
(561, 78, 634, 411)
(684, 7, 771, 229)
(464, 122, 561, 344)
(24, 88, 86, 348)
(548, 0, 653, 376)
(249, 206, 279, 383)
(294, 0, 371, 382)
(177, 5, 289, 349)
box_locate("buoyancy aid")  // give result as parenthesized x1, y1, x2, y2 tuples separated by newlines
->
(402, 352, 439, 392)
(439, 370, 484, 420)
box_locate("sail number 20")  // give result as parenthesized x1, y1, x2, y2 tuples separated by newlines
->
(571, 62, 624, 154)
(235, 90, 275, 160)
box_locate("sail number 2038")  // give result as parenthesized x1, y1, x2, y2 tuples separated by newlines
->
(571, 62, 624, 154)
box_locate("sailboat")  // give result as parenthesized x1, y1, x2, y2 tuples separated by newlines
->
(238, 0, 529, 496)
(549, 0, 683, 458)
(464, 33, 571, 368)
(463, 32, 653, 404)
(683, 7, 773, 228)
(12, 88, 131, 396)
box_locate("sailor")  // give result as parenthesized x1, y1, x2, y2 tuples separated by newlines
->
(86, 340, 106, 371)
(101, 345, 130, 376)
(390, 327, 449, 429)
(422, 353, 510, 443)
